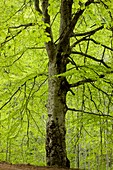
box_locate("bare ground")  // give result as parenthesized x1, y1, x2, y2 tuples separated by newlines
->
(0, 162, 82, 170)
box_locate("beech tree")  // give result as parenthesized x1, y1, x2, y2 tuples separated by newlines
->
(39, 0, 113, 167)
(0, 0, 113, 169)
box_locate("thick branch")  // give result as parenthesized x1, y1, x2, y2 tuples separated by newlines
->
(41, 0, 56, 59)
(34, 0, 42, 14)
(59, 0, 73, 36)
(57, 0, 73, 52)
(70, 78, 96, 88)
(59, 0, 94, 48)
(41, 0, 51, 36)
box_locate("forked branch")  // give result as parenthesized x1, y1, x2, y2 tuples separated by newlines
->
(59, 0, 94, 46)
(71, 51, 111, 68)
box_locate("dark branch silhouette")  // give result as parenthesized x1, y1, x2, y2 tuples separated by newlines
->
(71, 51, 111, 68)
(67, 107, 113, 118)
(70, 78, 96, 88)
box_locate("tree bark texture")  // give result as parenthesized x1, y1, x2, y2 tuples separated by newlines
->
(46, 58, 69, 167)
(41, 0, 73, 167)
(40, 0, 93, 167)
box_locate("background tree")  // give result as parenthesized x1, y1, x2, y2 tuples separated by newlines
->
(0, 0, 113, 169)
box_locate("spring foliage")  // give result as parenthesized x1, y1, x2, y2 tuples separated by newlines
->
(0, 0, 113, 169)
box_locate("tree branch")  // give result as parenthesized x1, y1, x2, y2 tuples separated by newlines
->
(70, 25, 104, 49)
(9, 23, 35, 29)
(0, 75, 45, 110)
(70, 78, 96, 88)
(87, 38, 113, 51)
(67, 107, 113, 118)
(1, 23, 35, 48)
(34, 0, 42, 14)
(71, 25, 104, 37)
(0, 86, 22, 110)
(71, 51, 111, 68)
(71, 35, 89, 49)
(90, 82, 110, 97)
(1, 30, 22, 48)
(41, 0, 56, 59)
(59, 0, 94, 47)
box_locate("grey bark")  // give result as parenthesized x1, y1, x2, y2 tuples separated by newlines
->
(39, 0, 73, 167)
(38, 0, 94, 167)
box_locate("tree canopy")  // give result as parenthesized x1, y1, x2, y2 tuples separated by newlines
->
(0, 0, 113, 169)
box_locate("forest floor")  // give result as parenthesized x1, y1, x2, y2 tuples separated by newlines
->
(0, 162, 82, 170)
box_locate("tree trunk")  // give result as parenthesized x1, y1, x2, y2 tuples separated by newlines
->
(40, 0, 94, 167)
(41, 0, 73, 167)
(46, 58, 68, 167)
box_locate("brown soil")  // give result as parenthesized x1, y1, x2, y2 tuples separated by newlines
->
(0, 162, 82, 170)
